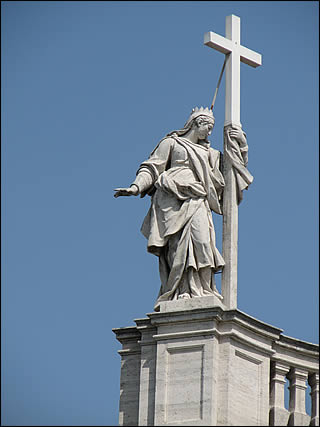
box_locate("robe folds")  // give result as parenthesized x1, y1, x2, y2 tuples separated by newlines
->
(133, 135, 226, 308)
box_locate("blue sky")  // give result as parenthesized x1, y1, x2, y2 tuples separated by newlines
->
(1, 1, 318, 426)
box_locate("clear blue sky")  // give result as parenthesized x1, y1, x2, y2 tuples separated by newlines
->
(1, 1, 318, 426)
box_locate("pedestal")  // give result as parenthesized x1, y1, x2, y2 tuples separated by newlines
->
(113, 296, 282, 426)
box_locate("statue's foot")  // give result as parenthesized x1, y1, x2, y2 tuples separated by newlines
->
(178, 293, 191, 299)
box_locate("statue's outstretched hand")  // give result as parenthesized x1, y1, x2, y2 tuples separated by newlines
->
(114, 185, 139, 198)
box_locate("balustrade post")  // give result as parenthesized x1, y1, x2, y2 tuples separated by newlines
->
(287, 367, 311, 426)
(269, 361, 290, 425)
(309, 373, 319, 426)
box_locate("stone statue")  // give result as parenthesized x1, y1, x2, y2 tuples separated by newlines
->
(114, 107, 251, 310)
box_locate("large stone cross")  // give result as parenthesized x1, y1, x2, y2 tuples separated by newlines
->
(204, 15, 262, 309)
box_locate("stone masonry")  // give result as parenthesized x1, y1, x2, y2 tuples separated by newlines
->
(113, 297, 319, 426)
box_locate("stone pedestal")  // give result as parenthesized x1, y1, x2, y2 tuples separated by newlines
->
(113, 297, 319, 426)
(113, 297, 282, 426)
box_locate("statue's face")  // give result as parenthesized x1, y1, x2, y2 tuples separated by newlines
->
(195, 120, 214, 140)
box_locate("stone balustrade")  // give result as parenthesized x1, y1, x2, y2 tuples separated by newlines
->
(269, 335, 319, 426)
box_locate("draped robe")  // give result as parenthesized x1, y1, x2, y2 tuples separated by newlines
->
(133, 135, 226, 309)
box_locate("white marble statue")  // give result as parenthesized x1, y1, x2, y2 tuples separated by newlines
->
(114, 107, 251, 310)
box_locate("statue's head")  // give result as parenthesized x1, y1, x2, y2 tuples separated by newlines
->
(193, 115, 214, 140)
(167, 106, 215, 143)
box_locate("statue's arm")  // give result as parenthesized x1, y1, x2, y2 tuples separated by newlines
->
(224, 125, 253, 204)
(131, 169, 154, 194)
(114, 137, 174, 198)
(114, 169, 153, 198)
(226, 127, 248, 165)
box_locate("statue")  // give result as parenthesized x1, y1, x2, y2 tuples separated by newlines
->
(114, 107, 251, 311)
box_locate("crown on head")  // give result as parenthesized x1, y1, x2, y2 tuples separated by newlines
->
(187, 106, 215, 123)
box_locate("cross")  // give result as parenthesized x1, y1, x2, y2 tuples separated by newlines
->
(204, 15, 262, 309)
